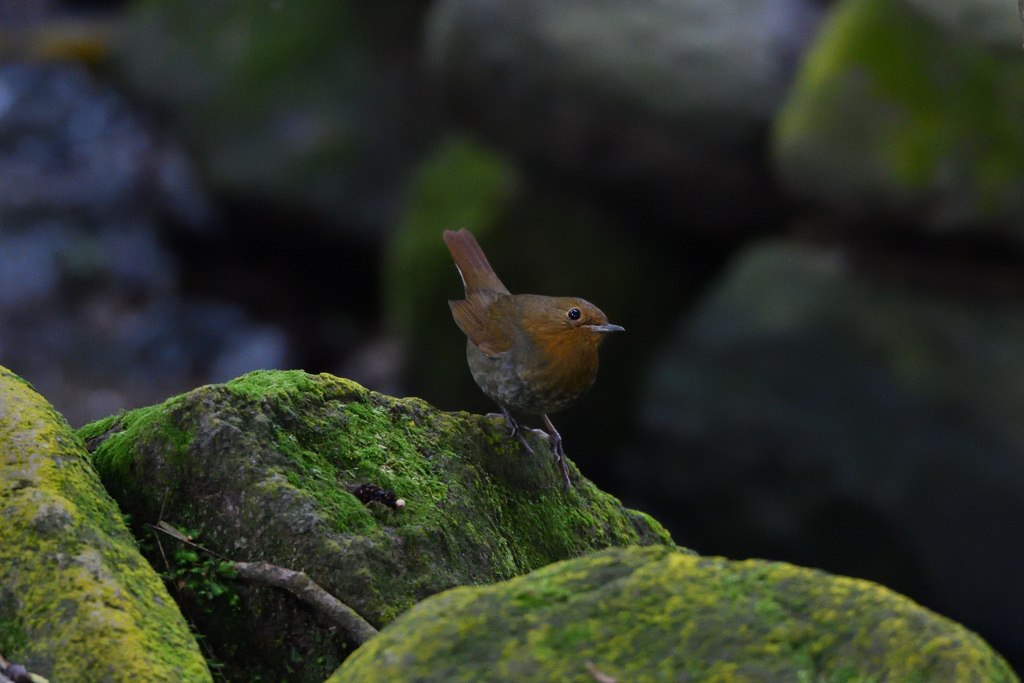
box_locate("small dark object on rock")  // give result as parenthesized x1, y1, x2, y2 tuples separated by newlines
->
(346, 483, 405, 510)
(4, 663, 34, 683)
(1, 648, 47, 683)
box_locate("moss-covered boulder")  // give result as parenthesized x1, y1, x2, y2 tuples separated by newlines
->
(78, 369, 671, 681)
(330, 545, 1018, 682)
(772, 0, 1024, 237)
(0, 366, 210, 682)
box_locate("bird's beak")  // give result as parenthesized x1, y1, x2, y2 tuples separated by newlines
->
(588, 323, 625, 334)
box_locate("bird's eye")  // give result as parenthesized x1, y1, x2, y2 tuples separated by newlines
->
(567, 308, 581, 321)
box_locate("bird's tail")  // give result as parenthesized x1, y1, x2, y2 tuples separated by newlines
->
(443, 228, 510, 296)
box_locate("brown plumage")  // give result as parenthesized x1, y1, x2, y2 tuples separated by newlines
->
(443, 228, 623, 487)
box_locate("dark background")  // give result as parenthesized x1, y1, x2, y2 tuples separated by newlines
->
(1, 0, 1022, 673)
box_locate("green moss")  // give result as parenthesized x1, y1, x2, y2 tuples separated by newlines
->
(331, 546, 1017, 683)
(0, 366, 210, 682)
(0, 607, 29, 655)
(223, 368, 337, 397)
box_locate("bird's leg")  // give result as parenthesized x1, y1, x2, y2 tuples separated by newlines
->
(542, 415, 572, 489)
(499, 405, 535, 455)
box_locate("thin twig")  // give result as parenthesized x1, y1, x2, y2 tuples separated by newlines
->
(146, 521, 228, 560)
(145, 516, 223, 666)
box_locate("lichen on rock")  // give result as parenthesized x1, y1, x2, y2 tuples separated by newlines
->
(0, 366, 210, 682)
(331, 545, 1019, 682)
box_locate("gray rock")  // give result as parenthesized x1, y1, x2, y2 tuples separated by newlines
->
(427, 0, 818, 141)
(904, 0, 1021, 47)
(0, 62, 208, 226)
(425, 0, 820, 230)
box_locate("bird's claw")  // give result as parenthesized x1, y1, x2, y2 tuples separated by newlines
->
(497, 408, 573, 489)
(542, 414, 572, 489)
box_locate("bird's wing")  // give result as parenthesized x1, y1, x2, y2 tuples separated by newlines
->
(449, 293, 512, 358)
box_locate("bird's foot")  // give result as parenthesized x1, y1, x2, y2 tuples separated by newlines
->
(497, 408, 573, 489)
(499, 406, 535, 456)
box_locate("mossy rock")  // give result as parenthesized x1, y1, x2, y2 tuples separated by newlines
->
(330, 545, 1018, 682)
(78, 369, 672, 681)
(772, 0, 1024, 236)
(0, 366, 210, 682)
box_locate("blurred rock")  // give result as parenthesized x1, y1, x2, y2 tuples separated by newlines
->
(0, 61, 209, 227)
(904, 0, 1020, 47)
(0, 62, 290, 426)
(424, 0, 821, 234)
(114, 0, 420, 240)
(384, 136, 518, 415)
(627, 240, 1024, 671)
(773, 0, 1024, 238)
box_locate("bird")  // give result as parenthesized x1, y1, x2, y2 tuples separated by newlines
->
(443, 228, 624, 487)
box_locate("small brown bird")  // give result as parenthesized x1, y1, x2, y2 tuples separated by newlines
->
(443, 228, 624, 487)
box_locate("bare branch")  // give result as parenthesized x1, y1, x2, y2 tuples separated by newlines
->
(233, 562, 379, 646)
